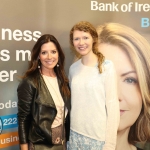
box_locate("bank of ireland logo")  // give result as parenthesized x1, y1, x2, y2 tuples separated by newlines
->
(0, 117, 3, 134)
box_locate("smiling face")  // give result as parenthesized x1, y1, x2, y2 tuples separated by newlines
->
(99, 43, 142, 131)
(39, 41, 58, 74)
(73, 30, 94, 57)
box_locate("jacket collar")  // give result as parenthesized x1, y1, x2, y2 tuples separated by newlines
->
(37, 72, 70, 111)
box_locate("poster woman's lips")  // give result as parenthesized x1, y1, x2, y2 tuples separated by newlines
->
(120, 109, 127, 116)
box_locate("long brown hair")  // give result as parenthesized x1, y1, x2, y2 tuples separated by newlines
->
(97, 23, 150, 144)
(70, 21, 105, 73)
(23, 34, 70, 98)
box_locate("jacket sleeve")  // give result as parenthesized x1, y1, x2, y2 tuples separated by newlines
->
(17, 78, 36, 144)
(103, 62, 120, 150)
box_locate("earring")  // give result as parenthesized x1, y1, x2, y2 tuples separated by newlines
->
(38, 57, 41, 68)
(57, 64, 59, 67)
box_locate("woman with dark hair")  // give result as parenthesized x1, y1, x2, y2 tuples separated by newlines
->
(17, 34, 70, 150)
(67, 21, 120, 150)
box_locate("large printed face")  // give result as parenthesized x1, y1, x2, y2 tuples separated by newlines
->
(73, 30, 94, 57)
(99, 43, 142, 132)
(39, 42, 59, 73)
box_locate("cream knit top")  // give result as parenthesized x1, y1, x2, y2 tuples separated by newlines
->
(42, 75, 64, 128)
(69, 59, 120, 150)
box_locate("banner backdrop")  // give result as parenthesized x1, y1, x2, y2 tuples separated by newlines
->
(0, 0, 150, 149)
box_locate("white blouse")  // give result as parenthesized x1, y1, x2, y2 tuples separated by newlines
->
(69, 59, 120, 150)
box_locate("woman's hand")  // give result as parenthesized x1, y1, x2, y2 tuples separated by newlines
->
(20, 143, 28, 150)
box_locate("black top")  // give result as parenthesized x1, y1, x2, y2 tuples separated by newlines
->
(17, 74, 71, 144)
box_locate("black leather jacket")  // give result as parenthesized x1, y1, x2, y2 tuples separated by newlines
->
(17, 72, 70, 145)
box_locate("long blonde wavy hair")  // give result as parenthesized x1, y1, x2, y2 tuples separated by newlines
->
(97, 23, 150, 144)
(70, 21, 105, 73)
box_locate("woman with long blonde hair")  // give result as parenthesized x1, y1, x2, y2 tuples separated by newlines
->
(97, 22, 150, 150)
(67, 21, 120, 150)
